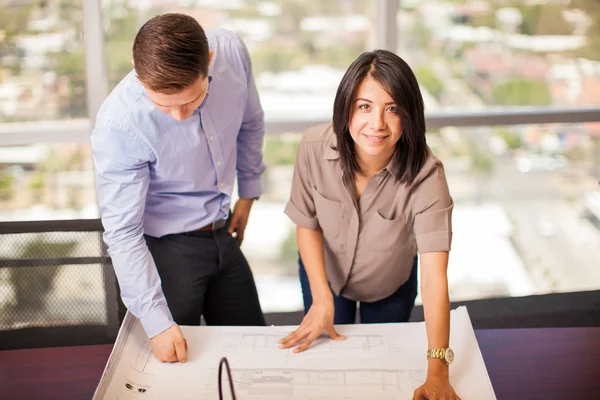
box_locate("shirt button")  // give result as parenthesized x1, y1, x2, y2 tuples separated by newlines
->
(210, 136, 214, 141)
(217, 160, 222, 166)
(219, 182, 224, 188)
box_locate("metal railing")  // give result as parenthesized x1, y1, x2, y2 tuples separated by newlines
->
(0, 219, 123, 349)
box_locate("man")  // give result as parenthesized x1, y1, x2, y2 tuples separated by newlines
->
(91, 13, 266, 363)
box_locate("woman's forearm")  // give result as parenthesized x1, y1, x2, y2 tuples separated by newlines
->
(297, 225, 332, 304)
(420, 251, 451, 376)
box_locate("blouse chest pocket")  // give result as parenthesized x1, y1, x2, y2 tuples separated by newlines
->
(367, 211, 412, 251)
(312, 189, 346, 252)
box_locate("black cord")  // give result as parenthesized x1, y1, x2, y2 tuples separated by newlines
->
(218, 357, 236, 400)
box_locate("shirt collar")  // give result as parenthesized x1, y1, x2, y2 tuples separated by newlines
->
(198, 75, 212, 110)
(385, 154, 400, 180)
(323, 134, 340, 160)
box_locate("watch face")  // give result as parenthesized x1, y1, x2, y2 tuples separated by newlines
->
(445, 348, 455, 364)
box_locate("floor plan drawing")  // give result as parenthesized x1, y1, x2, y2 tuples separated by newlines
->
(229, 333, 389, 356)
(93, 307, 497, 400)
(228, 368, 427, 399)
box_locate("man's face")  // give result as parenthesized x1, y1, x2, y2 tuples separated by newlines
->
(143, 50, 213, 122)
(145, 74, 209, 122)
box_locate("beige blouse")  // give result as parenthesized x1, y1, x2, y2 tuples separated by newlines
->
(284, 124, 453, 302)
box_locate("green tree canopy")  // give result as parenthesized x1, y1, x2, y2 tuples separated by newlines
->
(415, 66, 444, 100)
(519, 4, 572, 36)
(492, 79, 551, 106)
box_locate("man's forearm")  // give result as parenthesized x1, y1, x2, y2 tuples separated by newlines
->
(107, 232, 174, 338)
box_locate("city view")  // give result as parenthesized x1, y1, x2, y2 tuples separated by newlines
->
(0, 0, 599, 329)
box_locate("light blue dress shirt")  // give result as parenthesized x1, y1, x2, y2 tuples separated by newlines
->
(90, 29, 265, 338)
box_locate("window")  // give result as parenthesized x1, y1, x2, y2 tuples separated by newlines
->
(1, 1, 598, 323)
(429, 122, 600, 301)
(0, 143, 96, 220)
(0, 1, 92, 221)
(0, 1, 88, 122)
(240, 133, 303, 312)
(101, 0, 374, 120)
(399, 0, 600, 110)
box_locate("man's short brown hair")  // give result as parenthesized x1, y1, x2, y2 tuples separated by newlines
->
(133, 13, 210, 94)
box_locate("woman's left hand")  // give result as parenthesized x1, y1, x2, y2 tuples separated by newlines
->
(412, 373, 461, 400)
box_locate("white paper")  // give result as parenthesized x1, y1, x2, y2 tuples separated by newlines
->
(93, 306, 496, 399)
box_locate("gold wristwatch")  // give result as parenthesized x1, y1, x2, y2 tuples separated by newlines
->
(426, 348, 454, 366)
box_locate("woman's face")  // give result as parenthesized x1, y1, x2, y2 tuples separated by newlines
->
(347, 75, 403, 161)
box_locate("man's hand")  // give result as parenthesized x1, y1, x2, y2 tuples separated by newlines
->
(278, 300, 345, 353)
(149, 324, 188, 363)
(228, 198, 255, 245)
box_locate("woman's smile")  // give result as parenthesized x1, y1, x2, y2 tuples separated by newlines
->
(362, 133, 390, 143)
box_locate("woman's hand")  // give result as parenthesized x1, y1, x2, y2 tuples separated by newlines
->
(278, 300, 345, 353)
(413, 365, 461, 400)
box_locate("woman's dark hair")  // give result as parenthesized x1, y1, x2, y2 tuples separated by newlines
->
(332, 49, 427, 184)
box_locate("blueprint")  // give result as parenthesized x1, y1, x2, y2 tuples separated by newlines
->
(93, 307, 496, 399)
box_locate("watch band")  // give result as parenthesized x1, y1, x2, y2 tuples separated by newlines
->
(427, 348, 449, 366)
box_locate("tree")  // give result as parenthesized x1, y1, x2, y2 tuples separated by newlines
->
(565, 144, 587, 164)
(408, 20, 432, 50)
(519, 4, 572, 36)
(40, 147, 67, 209)
(0, 5, 33, 40)
(29, 172, 45, 203)
(49, 50, 88, 118)
(104, 10, 139, 86)
(263, 136, 300, 166)
(9, 238, 77, 311)
(571, 0, 600, 61)
(498, 130, 522, 150)
(469, 144, 495, 204)
(252, 44, 300, 74)
(415, 66, 444, 100)
(470, 150, 494, 176)
(319, 41, 366, 69)
(0, 169, 14, 201)
(492, 79, 551, 106)
(279, 227, 298, 265)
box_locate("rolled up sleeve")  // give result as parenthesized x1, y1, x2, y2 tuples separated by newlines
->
(284, 140, 319, 230)
(236, 36, 266, 199)
(412, 162, 453, 253)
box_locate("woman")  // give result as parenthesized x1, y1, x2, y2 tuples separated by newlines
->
(280, 50, 459, 399)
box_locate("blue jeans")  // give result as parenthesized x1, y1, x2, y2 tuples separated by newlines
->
(298, 256, 418, 324)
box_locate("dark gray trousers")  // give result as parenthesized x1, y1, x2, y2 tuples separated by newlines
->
(144, 224, 265, 326)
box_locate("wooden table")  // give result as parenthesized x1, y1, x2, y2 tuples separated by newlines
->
(1, 327, 599, 400)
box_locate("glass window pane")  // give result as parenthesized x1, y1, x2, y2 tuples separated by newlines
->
(398, 1, 600, 109)
(240, 133, 303, 313)
(102, 0, 374, 121)
(431, 122, 600, 302)
(0, 143, 98, 221)
(0, 1, 88, 122)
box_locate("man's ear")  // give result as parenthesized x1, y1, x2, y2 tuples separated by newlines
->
(131, 59, 135, 66)
(208, 50, 214, 66)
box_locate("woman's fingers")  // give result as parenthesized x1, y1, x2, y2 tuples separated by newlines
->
(279, 325, 309, 349)
(293, 331, 321, 353)
(326, 325, 346, 341)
